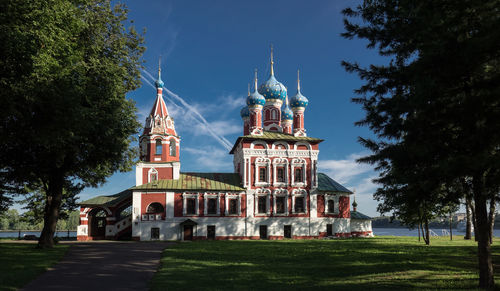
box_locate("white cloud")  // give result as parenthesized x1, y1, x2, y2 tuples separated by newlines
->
(183, 146, 233, 171)
(318, 152, 373, 184)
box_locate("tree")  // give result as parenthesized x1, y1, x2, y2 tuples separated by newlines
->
(0, 0, 144, 248)
(342, 0, 500, 288)
(21, 185, 80, 227)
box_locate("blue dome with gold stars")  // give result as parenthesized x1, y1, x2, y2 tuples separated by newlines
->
(290, 70, 308, 109)
(281, 103, 293, 121)
(247, 70, 266, 107)
(240, 106, 250, 118)
(290, 90, 308, 109)
(258, 75, 287, 103)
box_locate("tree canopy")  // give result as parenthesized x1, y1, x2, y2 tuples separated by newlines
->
(342, 0, 500, 288)
(0, 0, 145, 247)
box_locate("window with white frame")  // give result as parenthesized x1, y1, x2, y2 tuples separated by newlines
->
(272, 158, 288, 186)
(155, 139, 162, 155)
(169, 138, 176, 156)
(255, 158, 271, 186)
(148, 168, 158, 182)
(204, 193, 220, 215)
(182, 193, 199, 216)
(273, 189, 288, 215)
(225, 194, 241, 216)
(292, 189, 307, 214)
(255, 188, 271, 215)
(291, 158, 307, 186)
(325, 194, 339, 214)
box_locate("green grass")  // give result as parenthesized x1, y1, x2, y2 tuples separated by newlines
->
(151, 236, 500, 290)
(0, 243, 69, 291)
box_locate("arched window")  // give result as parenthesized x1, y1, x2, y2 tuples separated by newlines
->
(147, 202, 165, 214)
(271, 109, 277, 119)
(149, 170, 158, 182)
(327, 199, 335, 214)
(155, 139, 162, 155)
(295, 168, 303, 183)
(169, 138, 176, 156)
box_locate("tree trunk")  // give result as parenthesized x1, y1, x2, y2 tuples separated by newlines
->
(421, 218, 430, 245)
(465, 198, 472, 240)
(449, 211, 453, 241)
(472, 175, 494, 289)
(488, 199, 495, 245)
(418, 222, 421, 242)
(471, 200, 478, 241)
(38, 174, 64, 248)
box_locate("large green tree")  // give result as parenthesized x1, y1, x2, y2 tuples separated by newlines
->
(342, 0, 500, 288)
(0, 0, 144, 248)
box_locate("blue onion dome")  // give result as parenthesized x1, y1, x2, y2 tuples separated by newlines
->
(258, 75, 287, 102)
(155, 65, 164, 88)
(290, 70, 309, 109)
(281, 98, 293, 121)
(247, 70, 266, 107)
(240, 106, 250, 118)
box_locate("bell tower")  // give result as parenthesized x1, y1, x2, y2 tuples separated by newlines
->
(136, 59, 180, 185)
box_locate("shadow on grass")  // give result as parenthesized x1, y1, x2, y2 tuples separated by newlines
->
(151, 237, 500, 290)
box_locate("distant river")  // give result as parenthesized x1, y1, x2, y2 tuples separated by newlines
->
(373, 227, 500, 237)
(0, 230, 77, 238)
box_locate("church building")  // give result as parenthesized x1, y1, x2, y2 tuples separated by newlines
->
(77, 50, 372, 241)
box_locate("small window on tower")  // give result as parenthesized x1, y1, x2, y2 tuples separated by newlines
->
(155, 139, 162, 155)
(169, 138, 176, 156)
(295, 168, 303, 183)
(259, 167, 267, 182)
(150, 172, 157, 182)
(271, 109, 277, 119)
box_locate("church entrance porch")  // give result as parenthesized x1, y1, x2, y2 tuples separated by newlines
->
(88, 208, 107, 240)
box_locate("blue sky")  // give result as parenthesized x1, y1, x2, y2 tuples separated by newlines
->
(78, 0, 387, 216)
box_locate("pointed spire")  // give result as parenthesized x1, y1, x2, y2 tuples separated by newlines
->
(297, 69, 301, 92)
(158, 56, 162, 79)
(254, 68, 258, 91)
(270, 44, 274, 76)
(248, 83, 250, 96)
(155, 56, 165, 89)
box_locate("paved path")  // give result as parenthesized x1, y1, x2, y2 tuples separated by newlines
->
(23, 242, 173, 291)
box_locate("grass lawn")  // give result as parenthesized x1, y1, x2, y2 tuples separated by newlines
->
(151, 236, 500, 290)
(0, 243, 69, 291)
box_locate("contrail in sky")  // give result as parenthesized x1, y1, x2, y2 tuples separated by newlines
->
(140, 70, 233, 151)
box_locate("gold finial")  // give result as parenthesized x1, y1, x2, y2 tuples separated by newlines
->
(254, 68, 258, 91)
(158, 55, 162, 79)
(297, 69, 301, 92)
(248, 83, 250, 96)
(270, 44, 274, 76)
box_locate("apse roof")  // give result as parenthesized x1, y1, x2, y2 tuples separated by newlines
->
(350, 211, 372, 220)
(230, 131, 323, 154)
(79, 190, 132, 207)
(131, 172, 244, 191)
(317, 173, 353, 194)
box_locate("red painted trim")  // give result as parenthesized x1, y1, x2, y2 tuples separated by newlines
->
(351, 231, 373, 237)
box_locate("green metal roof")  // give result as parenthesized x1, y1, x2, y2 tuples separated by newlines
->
(230, 131, 323, 153)
(79, 190, 132, 207)
(131, 172, 244, 191)
(351, 211, 371, 220)
(317, 173, 353, 194)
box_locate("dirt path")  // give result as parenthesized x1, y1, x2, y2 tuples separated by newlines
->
(22, 241, 173, 291)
